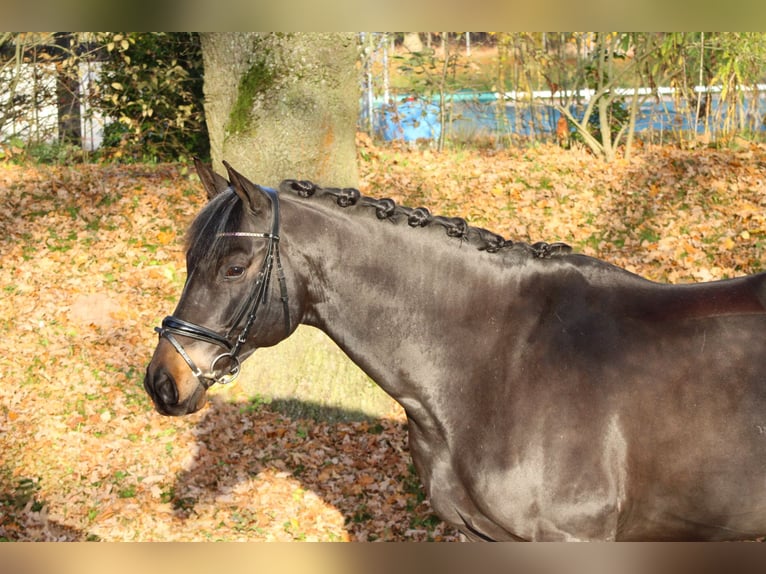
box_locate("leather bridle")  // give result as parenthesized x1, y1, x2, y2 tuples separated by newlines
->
(154, 185, 290, 388)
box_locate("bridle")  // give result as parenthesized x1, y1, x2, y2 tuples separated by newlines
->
(154, 185, 290, 388)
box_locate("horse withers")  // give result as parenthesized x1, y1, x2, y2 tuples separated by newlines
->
(144, 159, 766, 541)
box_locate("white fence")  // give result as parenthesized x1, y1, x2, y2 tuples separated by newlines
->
(4, 57, 766, 149)
(0, 61, 105, 150)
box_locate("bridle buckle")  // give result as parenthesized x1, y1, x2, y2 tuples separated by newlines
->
(210, 353, 242, 385)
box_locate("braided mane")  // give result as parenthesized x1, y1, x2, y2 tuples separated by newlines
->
(279, 179, 572, 259)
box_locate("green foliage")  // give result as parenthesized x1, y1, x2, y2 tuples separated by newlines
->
(94, 32, 209, 162)
(659, 32, 766, 145)
(395, 43, 467, 96)
(393, 33, 473, 151)
(25, 141, 83, 164)
(542, 33, 666, 161)
(571, 98, 631, 147)
(0, 33, 69, 156)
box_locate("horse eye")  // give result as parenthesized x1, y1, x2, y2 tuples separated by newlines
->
(224, 265, 246, 279)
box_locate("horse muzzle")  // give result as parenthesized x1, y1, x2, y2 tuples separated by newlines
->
(143, 340, 210, 416)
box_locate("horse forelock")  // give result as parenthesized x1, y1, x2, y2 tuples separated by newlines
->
(278, 179, 572, 260)
(185, 190, 245, 273)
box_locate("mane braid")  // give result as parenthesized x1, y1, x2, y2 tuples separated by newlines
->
(278, 179, 572, 259)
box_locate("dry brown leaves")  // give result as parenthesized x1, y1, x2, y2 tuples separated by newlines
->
(358, 135, 766, 283)
(2, 139, 766, 541)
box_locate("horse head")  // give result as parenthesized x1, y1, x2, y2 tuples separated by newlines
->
(144, 160, 297, 415)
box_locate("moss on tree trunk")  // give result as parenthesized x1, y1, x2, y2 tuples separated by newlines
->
(201, 32, 359, 188)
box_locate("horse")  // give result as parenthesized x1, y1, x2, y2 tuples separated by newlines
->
(144, 159, 766, 541)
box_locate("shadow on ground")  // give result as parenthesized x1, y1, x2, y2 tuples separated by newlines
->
(0, 469, 95, 541)
(169, 396, 457, 541)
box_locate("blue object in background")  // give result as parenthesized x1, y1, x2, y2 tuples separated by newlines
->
(375, 98, 442, 141)
(362, 91, 766, 142)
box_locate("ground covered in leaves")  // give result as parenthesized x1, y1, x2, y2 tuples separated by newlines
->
(2, 139, 766, 541)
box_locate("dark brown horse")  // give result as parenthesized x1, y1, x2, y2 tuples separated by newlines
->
(144, 160, 766, 541)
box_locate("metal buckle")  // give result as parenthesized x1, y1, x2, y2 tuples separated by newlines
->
(210, 353, 242, 385)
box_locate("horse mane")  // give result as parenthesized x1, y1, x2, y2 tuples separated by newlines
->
(185, 178, 573, 273)
(279, 179, 572, 259)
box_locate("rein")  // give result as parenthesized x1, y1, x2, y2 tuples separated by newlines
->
(154, 186, 290, 387)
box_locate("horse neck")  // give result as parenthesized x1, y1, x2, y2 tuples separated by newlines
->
(284, 195, 507, 400)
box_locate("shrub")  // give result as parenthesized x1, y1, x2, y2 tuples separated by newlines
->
(93, 32, 209, 162)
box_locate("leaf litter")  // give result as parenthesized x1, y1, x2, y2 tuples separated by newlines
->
(2, 140, 766, 541)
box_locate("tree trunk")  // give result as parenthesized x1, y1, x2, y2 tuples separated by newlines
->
(403, 32, 423, 53)
(199, 33, 396, 422)
(54, 32, 81, 147)
(200, 32, 359, 188)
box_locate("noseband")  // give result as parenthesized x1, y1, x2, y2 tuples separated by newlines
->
(154, 186, 290, 387)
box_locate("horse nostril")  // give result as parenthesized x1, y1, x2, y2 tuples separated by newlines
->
(157, 375, 179, 406)
(145, 368, 179, 407)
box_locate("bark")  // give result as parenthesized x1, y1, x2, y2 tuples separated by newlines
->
(54, 32, 81, 146)
(402, 32, 423, 53)
(199, 33, 391, 420)
(200, 32, 359, 188)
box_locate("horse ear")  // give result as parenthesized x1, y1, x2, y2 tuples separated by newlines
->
(222, 161, 271, 214)
(194, 157, 230, 200)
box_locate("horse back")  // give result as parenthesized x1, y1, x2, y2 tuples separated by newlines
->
(420, 258, 766, 540)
